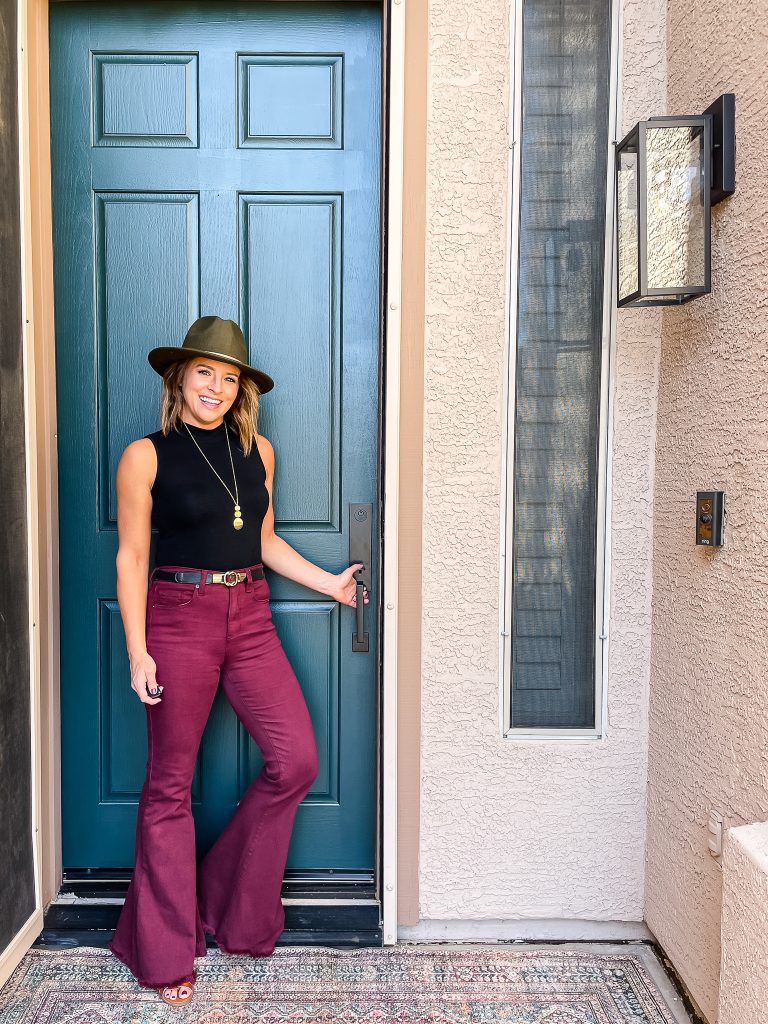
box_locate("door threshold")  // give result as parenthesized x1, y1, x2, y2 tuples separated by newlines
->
(52, 893, 380, 907)
(35, 926, 383, 950)
(42, 881, 382, 946)
(61, 868, 375, 900)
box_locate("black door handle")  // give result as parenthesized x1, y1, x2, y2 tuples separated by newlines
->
(349, 503, 372, 652)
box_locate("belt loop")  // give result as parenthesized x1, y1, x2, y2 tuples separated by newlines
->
(244, 566, 253, 593)
(198, 567, 208, 597)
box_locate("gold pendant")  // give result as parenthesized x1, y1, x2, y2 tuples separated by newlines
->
(233, 503, 244, 530)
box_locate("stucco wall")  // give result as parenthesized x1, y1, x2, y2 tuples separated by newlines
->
(416, 0, 665, 923)
(718, 823, 768, 1024)
(645, 1, 768, 1019)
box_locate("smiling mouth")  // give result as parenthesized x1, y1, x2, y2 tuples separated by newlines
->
(199, 396, 222, 408)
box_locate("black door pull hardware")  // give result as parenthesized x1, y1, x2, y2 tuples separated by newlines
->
(349, 503, 372, 652)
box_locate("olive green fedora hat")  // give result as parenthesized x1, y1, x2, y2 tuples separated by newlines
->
(147, 315, 274, 394)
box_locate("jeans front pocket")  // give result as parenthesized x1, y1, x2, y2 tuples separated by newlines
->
(146, 581, 198, 645)
(153, 582, 197, 609)
(250, 575, 270, 601)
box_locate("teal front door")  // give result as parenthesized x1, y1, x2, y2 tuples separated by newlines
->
(50, 2, 381, 881)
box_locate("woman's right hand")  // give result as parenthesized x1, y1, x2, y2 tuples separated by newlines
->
(130, 649, 164, 704)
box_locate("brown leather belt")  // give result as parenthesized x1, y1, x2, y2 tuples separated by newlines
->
(154, 566, 265, 587)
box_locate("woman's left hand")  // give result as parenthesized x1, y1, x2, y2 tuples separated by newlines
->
(327, 563, 370, 607)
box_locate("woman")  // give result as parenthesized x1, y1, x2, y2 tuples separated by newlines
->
(107, 316, 368, 1006)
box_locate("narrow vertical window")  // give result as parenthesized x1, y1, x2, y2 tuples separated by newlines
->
(509, 0, 612, 728)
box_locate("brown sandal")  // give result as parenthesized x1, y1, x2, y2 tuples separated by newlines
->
(158, 979, 195, 1005)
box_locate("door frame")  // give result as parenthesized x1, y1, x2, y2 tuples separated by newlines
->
(9, 0, 422, 984)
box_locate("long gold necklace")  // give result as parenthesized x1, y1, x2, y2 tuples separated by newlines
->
(182, 419, 244, 530)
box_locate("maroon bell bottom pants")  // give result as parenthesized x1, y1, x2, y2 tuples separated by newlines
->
(108, 562, 319, 989)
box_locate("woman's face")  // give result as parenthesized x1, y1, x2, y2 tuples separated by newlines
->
(180, 357, 241, 428)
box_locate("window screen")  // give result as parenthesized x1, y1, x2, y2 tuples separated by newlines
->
(510, 0, 611, 728)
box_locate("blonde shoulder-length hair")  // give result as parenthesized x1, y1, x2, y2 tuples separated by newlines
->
(158, 358, 261, 456)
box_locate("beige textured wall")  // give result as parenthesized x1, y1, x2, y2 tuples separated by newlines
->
(416, 0, 665, 922)
(645, 0, 768, 1019)
(718, 823, 768, 1024)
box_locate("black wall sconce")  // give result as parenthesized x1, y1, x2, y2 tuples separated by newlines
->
(616, 93, 735, 307)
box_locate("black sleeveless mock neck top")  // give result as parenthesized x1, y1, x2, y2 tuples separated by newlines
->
(145, 419, 270, 570)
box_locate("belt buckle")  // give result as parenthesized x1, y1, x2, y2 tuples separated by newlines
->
(222, 570, 240, 587)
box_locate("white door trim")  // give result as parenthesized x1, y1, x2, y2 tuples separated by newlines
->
(381, 0, 405, 945)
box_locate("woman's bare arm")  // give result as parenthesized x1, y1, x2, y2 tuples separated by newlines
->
(257, 434, 368, 608)
(115, 438, 163, 704)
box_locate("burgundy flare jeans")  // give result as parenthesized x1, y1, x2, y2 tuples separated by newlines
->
(108, 562, 319, 990)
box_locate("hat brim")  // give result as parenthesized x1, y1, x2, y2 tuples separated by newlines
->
(148, 346, 274, 394)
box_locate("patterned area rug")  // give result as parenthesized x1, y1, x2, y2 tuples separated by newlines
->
(0, 945, 680, 1024)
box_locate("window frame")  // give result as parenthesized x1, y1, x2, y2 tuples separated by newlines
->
(499, 0, 621, 740)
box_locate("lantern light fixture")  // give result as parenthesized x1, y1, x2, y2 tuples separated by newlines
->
(615, 93, 735, 308)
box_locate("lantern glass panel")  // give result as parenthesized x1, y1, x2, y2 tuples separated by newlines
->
(645, 124, 706, 290)
(617, 145, 639, 303)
